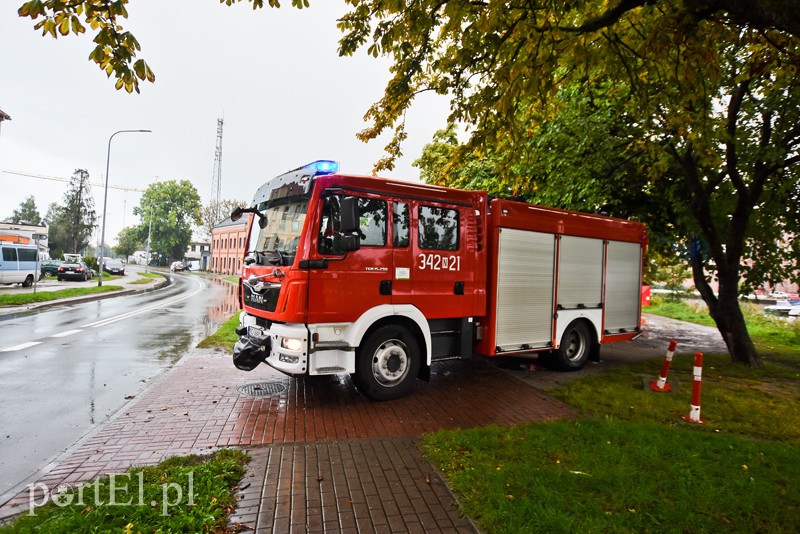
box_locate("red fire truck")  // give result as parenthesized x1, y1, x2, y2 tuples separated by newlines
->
(232, 161, 648, 400)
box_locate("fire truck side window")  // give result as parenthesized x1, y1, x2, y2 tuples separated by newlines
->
(418, 205, 459, 250)
(318, 194, 387, 255)
(393, 202, 409, 247)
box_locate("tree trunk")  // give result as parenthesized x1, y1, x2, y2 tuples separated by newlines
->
(690, 247, 760, 366)
(706, 287, 760, 366)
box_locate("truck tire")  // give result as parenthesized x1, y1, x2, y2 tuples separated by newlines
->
(553, 320, 593, 371)
(353, 324, 421, 401)
(22, 275, 34, 288)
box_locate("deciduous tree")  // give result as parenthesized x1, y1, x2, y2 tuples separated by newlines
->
(403, 4, 799, 366)
(199, 199, 249, 240)
(114, 226, 141, 258)
(133, 180, 202, 263)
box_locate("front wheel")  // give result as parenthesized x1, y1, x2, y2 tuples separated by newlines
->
(22, 275, 34, 288)
(552, 321, 594, 371)
(353, 324, 421, 401)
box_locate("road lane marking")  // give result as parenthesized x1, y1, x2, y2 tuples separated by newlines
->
(49, 329, 83, 338)
(1, 341, 42, 352)
(1, 278, 209, 353)
(82, 277, 206, 328)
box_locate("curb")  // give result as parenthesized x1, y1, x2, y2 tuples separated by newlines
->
(0, 276, 171, 317)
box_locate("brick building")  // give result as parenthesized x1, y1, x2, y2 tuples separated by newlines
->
(210, 215, 248, 275)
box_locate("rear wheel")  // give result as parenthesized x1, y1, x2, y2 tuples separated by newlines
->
(22, 275, 33, 288)
(353, 324, 421, 401)
(552, 321, 594, 371)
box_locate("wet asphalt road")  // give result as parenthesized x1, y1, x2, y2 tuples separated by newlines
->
(0, 272, 238, 498)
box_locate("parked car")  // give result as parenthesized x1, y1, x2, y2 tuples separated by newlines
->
(57, 260, 93, 282)
(170, 261, 187, 272)
(764, 299, 800, 315)
(40, 260, 63, 277)
(103, 258, 125, 275)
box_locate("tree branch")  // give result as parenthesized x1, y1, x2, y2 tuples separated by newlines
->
(725, 78, 750, 194)
(559, 0, 649, 33)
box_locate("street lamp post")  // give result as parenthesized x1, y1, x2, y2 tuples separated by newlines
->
(98, 129, 151, 286)
(145, 202, 153, 274)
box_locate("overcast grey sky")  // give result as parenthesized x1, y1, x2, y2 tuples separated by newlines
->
(0, 0, 449, 246)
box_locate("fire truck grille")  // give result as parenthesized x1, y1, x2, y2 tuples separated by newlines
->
(236, 382, 287, 397)
(242, 284, 280, 312)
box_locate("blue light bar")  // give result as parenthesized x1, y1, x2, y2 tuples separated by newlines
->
(305, 160, 339, 175)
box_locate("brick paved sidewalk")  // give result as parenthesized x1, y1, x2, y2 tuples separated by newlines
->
(0, 349, 576, 531)
(232, 438, 475, 533)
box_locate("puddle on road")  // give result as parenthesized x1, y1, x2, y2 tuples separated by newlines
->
(204, 279, 239, 337)
(142, 330, 194, 364)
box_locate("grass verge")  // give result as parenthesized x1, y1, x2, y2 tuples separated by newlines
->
(551, 352, 800, 444)
(424, 355, 800, 532)
(196, 314, 239, 349)
(423, 419, 800, 533)
(0, 286, 123, 307)
(129, 271, 167, 285)
(422, 298, 800, 532)
(0, 449, 249, 533)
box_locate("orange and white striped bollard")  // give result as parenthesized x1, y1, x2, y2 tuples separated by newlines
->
(681, 352, 705, 424)
(649, 339, 678, 392)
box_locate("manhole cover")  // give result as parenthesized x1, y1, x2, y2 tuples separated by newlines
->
(237, 382, 287, 397)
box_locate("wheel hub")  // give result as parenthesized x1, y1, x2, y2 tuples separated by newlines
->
(565, 332, 585, 361)
(372, 340, 409, 386)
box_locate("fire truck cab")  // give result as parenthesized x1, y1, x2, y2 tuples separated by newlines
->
(232, 161, 647, 401)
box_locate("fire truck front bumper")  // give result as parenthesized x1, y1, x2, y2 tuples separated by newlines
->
(233, 312, 308, 375)
(232, 331, 271, 371)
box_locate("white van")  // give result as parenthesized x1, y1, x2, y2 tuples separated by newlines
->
(0, 243, 40, 287)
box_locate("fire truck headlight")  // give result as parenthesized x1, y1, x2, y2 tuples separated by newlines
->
(281, 337, 304, 352)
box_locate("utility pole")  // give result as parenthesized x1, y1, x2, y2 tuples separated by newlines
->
(210, 117, 224, 223)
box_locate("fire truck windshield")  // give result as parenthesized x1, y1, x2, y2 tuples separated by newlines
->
(245, 197, 309, 266)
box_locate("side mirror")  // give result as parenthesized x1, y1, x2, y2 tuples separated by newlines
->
(230, 207, 244, 222)
(342, 234, 360, 252)
(340, 196, 359, 234)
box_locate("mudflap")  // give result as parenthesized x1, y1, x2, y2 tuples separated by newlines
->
(232, 336, 271, 371)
